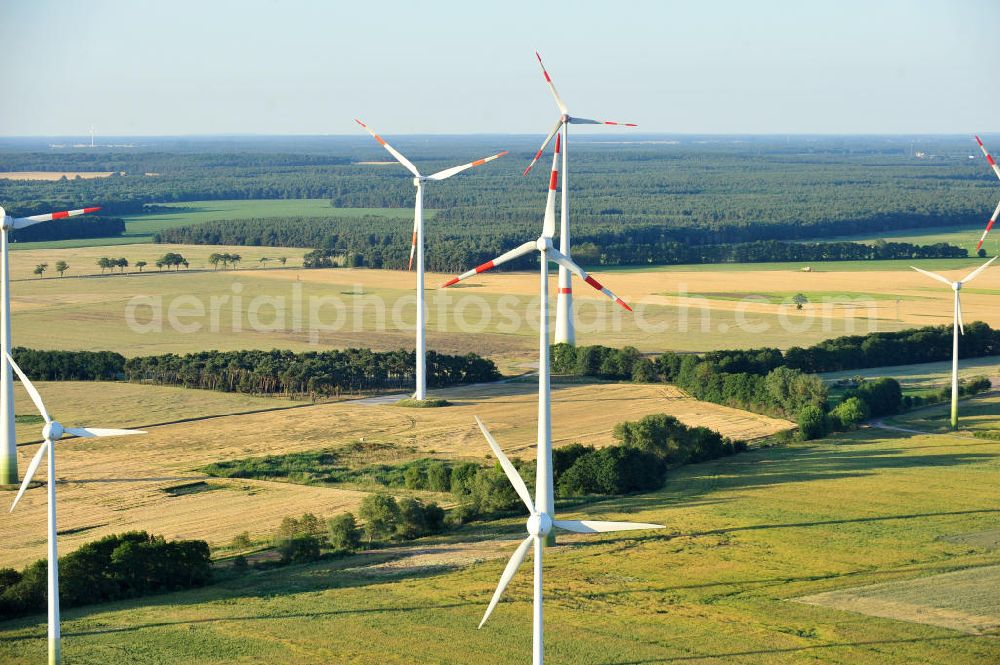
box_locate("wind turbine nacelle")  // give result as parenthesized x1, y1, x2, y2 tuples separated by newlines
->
(42, 421, 64, 441)
(527, 512, 553, 537)
(953, 282, 962, 291)
(536, 237, 553, 252)
(0, 207, 8, 230)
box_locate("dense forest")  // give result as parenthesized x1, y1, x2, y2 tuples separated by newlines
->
(8, 216, 125, 242)
(2, 135, 997, 260)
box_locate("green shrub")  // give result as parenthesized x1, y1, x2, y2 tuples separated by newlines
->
(797, 405, 828, 440)
(830, 397, 870, 430)
(426, 462, 452, 492)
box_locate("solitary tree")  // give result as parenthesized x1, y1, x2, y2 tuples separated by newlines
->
(278, 256, 287, 266)
(33, 263, 48, 278)
(358, 494, 400, 544)
(55, 261, 69, 277)
(791, 293, 809, 310)
(259, 256, 270, 268)
(230, 254, 242, 270)
(135, 260, 148, 272)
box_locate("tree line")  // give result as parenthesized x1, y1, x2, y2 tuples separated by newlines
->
(0, 532, 211, 620)
(10, 347, 499, 397)
(123, 348, 500, 397)
(550, 322, 1000, 438)
(155, 215, 971, 271)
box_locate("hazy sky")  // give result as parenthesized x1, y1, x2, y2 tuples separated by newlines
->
(1, 0, 997, 136)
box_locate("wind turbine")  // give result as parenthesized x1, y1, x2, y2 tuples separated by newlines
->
(443, 137, 661, 665)
(0, 205, 100, 485)
(7, 352, 144, 665)
(355, 120, 506, 401)
(974, 136, 1000, 252)
(911, 256, 997, 429)
(523, 52, 637, 346)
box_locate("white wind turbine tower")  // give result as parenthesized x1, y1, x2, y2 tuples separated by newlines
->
(442, 137, 661, 665)
(523, 52, 637, 346)
(7, 352, 144, 665)
(355, 120, 506, 401)
(911, 256, 996, 429)
(973, 136, 1000, 252)
(0, 205, 101, 485)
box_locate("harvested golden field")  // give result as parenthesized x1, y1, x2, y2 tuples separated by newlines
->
(0, 379, 791, 568)
(0, 172, 115, 181)
(8, 243, 307, 279)
(11, 256, 992, 358)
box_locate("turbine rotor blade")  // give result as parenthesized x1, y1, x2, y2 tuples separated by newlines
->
(6, 353, 49, 423)
(354, 119, 421, 178)
(426, 151, 508, 181)
(975, 135, 1000, 181)
(440, 241, 536, 288)
(10, 207, 101, 230)
(542, 133, 561, 239)
(523, 119, 564, 176)
(548, 248, 632, 311)
(910, 266, 954, 287)
(975, 201, 1000, 251)
(63, 427, 146, 438)
(408, 215, 418, 271)
(479, 535, 533, 629)
(956, 293, 965, 335)
(553, 519, 664, 534)
(475, 416, 534, 514)
(10, 440, 48, 512)
(535, 52, 568, 115)
(960, 255, 997, 284)
(568, 117, 638, 127)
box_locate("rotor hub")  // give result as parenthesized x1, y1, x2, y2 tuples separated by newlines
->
(953, 282, 962, 291)
(42, 421, 64, 441)
(526, 512, 552, 537)
(561, 114, 569, 123)
(536, 237, 552, 251)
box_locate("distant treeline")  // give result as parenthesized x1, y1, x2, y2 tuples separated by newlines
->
(155, 216, 969, 270)
(0, 532, 211, 620)
(9, 216, 124, 243)
(3, 137, 997, 250)
(10, 347, 499, 397)
(123, 349, 499, 396)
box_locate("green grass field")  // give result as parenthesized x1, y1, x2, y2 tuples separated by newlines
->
(821, 358, 1000, 400)
(11, 199, 423, 250)
(888, 393, 1000, 436)
(1, 424, 998, 664)
(816, 224, 996, 255)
